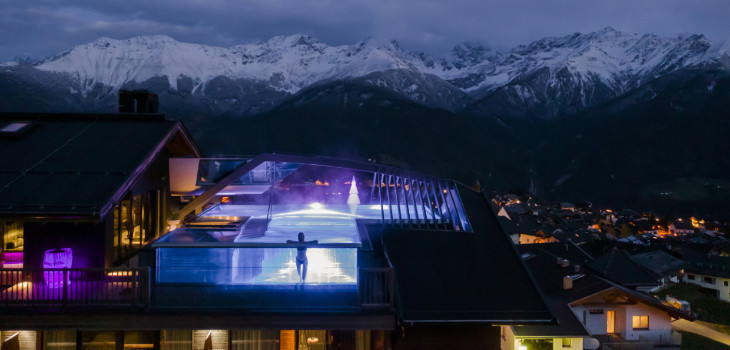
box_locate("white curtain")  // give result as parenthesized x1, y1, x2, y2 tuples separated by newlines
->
(230, 330, 279, 350)
(161, 330, 192, 350)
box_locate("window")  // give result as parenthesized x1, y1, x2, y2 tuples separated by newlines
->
(704, 276, 715, 284)
(724, 280, 728, 287)
(2, 221, 24, 252)
(82, 331, 116, 350)
(589, 309, 604, 314)
(562, 338, 572, 347)
(161, 330, 191, 350)
(44, 331, 76, 350)
(231, 330, 279, 350)
(123, 332, 155, 350)
(687, 274, 695, 280)
(632, 315, 649, 330)
(0, 121, 31, 133)
(298, 330, 326, 350)
(114, 189, 163, 262)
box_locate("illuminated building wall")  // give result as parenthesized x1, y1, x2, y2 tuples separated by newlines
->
(22, 222, 105, 270)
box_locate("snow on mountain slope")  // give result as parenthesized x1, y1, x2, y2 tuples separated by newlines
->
(430, 27, 713, 97)
(24, 28, 724, 117)
(37, 35, 420, 93)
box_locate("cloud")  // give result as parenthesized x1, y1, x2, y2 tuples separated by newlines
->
(1, 0, 729, 62)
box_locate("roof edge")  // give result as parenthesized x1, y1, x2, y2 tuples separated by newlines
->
(97, 122, 199, 219)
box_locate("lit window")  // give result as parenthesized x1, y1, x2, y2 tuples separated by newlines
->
(632, 315, 649, 329)
(562, 338, 572, 347)
(0, 121, 31, 133)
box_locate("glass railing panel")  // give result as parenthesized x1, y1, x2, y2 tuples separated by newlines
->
(156, 247, 357, 285)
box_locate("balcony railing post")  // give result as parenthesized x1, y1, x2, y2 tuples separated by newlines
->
(145, 266, 151, 308)
(132, 269, 138, 308)
(388, 269, 394, 309)
(357, 268, 362, 308)
(63, 268, 69, 309)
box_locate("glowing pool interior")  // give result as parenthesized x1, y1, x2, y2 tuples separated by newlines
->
(155, 160, 470, 286)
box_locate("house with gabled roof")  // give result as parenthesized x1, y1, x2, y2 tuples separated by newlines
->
(0, 97, 201, 270)
(680, 244, 730, 303)
(585, 247, 662, 292)
(631, 250, 686, 287)
(502, 243, 694, 350)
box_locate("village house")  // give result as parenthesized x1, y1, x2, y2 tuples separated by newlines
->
(502, 243, 693, 350)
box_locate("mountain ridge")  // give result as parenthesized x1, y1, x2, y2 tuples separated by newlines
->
(3, 28, 722, 119)
(2, 30, 730, 218)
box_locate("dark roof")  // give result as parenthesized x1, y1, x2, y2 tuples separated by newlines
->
(681, 244, 730, 278)
(514, 244, 603, 337)
(586, 248, 661, 286)
(381, 186, 553, 324)
(0, 113, 200, 218)
(671, 220, 695, 230)
(631, 250, 686, 277)
(504, 203, 528, 215)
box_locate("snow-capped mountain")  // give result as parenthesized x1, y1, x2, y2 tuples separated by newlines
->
(454, 27, 717, 118)
(2, 27, 726, 118)
(433, 27, 713, 93)
(36, 35, 424, 94)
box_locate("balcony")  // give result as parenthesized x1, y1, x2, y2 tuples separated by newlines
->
(0, 267, 150, 309)
(0, 266, 393, 312)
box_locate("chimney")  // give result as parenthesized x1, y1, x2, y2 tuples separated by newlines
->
(119, 90, 159, 113)
(563, 276, 573, 290)
(563, 273, 585, 290)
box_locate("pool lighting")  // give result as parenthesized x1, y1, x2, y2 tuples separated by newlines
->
(309, 202, 324, 209)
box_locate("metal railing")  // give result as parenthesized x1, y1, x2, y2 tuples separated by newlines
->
(601, 342, 653, 350)
(639, 332, 682, 346)
(266, 194, 273, 231)
(358, 268, 394, 309)
(0, 267, 150, 309)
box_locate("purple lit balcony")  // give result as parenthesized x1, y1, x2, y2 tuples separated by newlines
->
(0, 268, 150, 308)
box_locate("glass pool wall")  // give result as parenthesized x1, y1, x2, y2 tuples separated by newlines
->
(156, 247, 357, 285)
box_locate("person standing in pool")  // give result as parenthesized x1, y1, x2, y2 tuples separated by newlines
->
(287, 232, 318, 283)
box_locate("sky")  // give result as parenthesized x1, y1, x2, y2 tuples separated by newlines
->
(1, 0, 729, 62)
